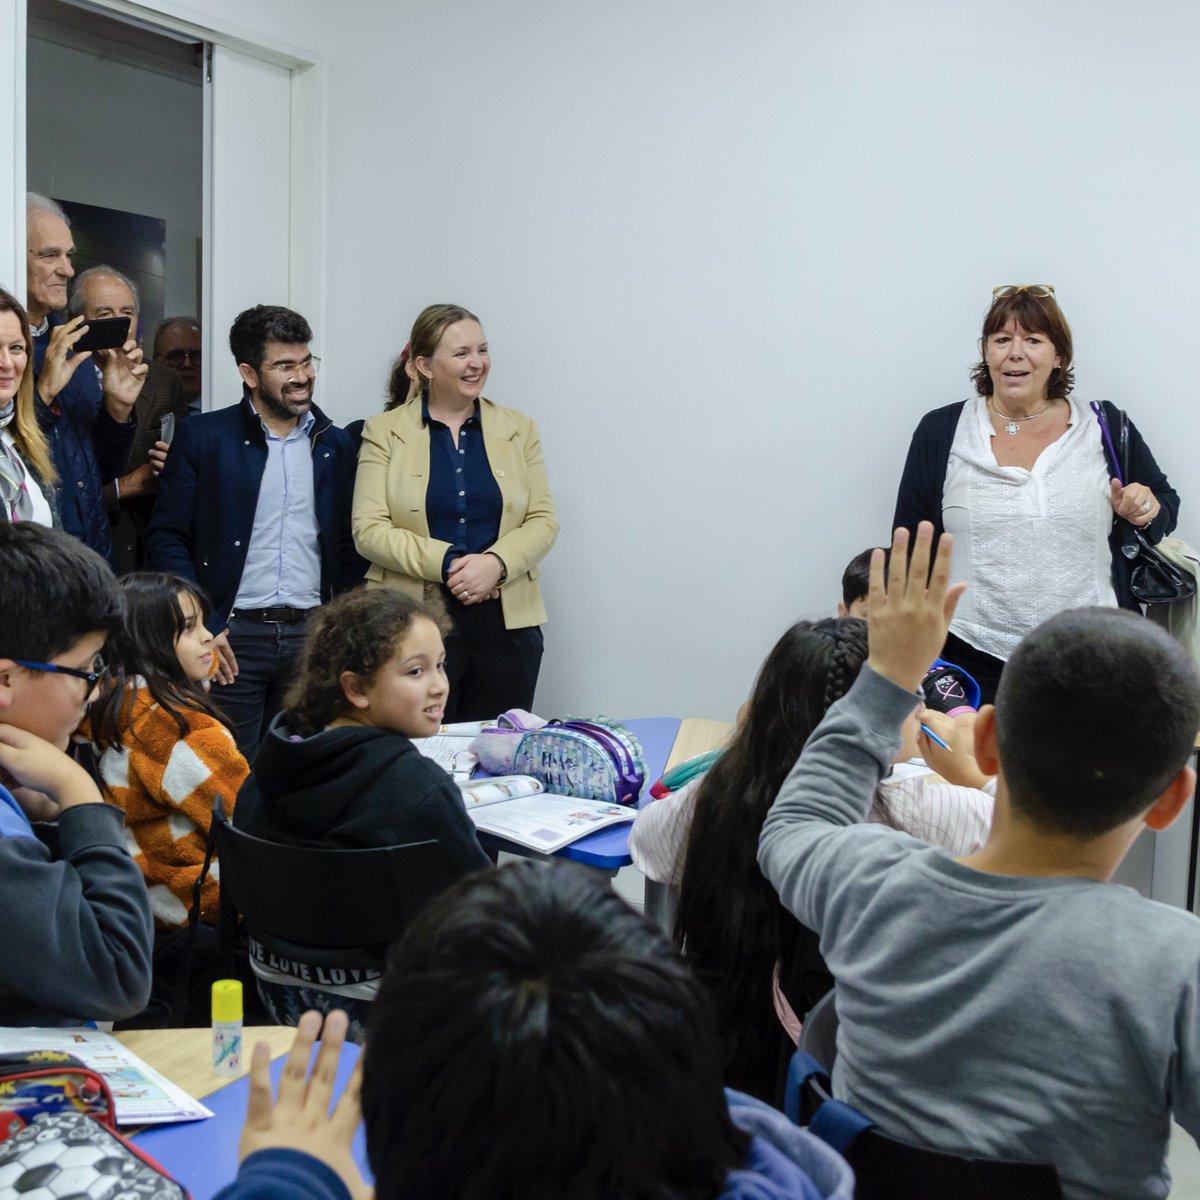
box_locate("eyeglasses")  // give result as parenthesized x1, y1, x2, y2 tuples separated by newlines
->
(11, 657, 109, 690)
(162, 350, 199, 367)
(259, 355, 321, 378)
(992, 284, 1055, 299)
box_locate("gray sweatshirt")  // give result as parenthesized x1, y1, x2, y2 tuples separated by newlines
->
(758, 665, 1200, 1200)
(0, 800, 153, 1025)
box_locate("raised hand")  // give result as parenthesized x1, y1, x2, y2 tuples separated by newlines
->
(866, 523, 965, 693)
(238, 1010, 372, 1200)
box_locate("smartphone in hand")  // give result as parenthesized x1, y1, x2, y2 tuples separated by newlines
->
(74, 316, 131, 353)
(159, 413, 176, 445)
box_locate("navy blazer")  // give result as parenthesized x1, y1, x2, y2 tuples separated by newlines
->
(146, 392, 365, 633)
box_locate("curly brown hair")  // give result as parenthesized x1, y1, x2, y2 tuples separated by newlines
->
(283, 587, 451, 737)
(969, 288, 1075, 400)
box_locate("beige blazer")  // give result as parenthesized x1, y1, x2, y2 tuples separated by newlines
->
(352, 397, 558, 629)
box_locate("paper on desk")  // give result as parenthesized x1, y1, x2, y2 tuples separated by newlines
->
(883, 759, 936, 784)
(410, 734, 479, 780)
(0, 1027, 213, 1125)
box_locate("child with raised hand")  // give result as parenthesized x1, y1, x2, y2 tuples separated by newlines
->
(0, 522, 152, 1025)
(234, 587, 490, 1037)
(630, 615, 994, 1101)
(84, 572, 248, 930)
(759, 524, 1200, 1200)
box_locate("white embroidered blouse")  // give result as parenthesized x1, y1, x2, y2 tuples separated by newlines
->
(942, 396, 1117, 661)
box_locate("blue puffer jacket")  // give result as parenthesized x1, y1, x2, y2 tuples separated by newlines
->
(33, 313, 136, 564)
(211, 1091, 854, 1200)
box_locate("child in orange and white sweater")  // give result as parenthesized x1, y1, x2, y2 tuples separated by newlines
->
(82, 573, 248, 929)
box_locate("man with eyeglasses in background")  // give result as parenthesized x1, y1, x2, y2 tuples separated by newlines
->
(69, 267, 190, 574)
(153, 317, 203, 415)
(147, 305, 364, 757)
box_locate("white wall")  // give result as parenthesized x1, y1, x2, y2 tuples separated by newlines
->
(19, 0, 1198, 722)
(315, 0, 1200, 720)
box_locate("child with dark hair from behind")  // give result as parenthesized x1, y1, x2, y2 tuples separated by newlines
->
(0, 523, 153, 1024)
(632, 616, 994, 1103)
(83, 572, 249, 930)
(213, 860, 854, 1200)
(234, 586, 490, 1039)
(759, 523, 1200, 1200)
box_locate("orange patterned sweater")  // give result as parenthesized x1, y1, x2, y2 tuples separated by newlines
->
(80, 684, 248, 929)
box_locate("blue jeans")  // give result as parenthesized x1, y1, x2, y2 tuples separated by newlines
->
(218, 614, 312, 761)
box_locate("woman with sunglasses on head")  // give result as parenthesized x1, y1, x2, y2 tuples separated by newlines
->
(893, 284, 1180, 704)
(0, 287, 56, 527)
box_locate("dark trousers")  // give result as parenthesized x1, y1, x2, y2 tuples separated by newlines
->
(942, 631, 1005, 707)
(220, 613, 312, 761)
(441, 590, 544, 723)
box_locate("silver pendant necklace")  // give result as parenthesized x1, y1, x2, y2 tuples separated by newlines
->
(990, 397, 1052, 435)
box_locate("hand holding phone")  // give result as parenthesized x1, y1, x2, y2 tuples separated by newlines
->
(74, 316, 131, 353)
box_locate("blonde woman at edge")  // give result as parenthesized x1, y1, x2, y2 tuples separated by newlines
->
(0, 288, 56, 526)
(352, 304, 558, 723)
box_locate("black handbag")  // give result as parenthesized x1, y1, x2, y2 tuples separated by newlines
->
(1090, 402, 1196, 607)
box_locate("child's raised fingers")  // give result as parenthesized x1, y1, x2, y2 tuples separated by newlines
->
(868, 545, 889, 609)
(884, 527, 911, 597)
(302, 1009, 349, 1118)
(906, 521, 935, 595)
(928, 529, 953, 588)
(277, 1010, 323, 1109)
(329, 1057, 365, 1140)
(243, 1040, 276, 1132)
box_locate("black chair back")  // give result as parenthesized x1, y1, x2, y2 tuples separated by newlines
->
(214, 804, 457, 965)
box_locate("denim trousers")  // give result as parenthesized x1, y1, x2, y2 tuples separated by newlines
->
(218, 613, 311, 761)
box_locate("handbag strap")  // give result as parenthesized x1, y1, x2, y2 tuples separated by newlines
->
(1089, 401, 1125, 486)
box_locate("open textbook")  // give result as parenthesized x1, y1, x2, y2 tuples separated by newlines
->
(459, 775, 635, 853)
(0, 1028, 212, 1126)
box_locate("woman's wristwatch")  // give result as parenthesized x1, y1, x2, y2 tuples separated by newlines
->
(487, 552, 508, 585)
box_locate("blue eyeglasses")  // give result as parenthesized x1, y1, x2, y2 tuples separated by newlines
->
(11, 658, 109, 689)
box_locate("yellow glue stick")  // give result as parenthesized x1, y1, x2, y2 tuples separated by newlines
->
(212, 979, 243, 1076)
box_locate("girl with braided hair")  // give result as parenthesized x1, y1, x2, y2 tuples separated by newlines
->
(650, 618, 992, 1103)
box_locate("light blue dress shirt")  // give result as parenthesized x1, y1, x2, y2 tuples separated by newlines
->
(233, 408, 322, 610)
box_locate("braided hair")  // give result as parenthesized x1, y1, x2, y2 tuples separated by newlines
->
(675, 617, 869, 1100)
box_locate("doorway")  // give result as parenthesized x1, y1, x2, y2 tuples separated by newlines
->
(27, 0, 203, 367)
(18, 0, 323, 410)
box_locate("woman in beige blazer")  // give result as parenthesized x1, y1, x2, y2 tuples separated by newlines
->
(353, 304, 558, 721)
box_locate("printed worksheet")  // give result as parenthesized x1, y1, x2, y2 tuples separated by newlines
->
(0, 1028, 213, 1125)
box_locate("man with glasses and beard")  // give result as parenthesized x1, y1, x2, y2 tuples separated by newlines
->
(147, 305, 363, 757)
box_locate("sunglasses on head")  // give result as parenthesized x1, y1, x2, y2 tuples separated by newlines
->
(992, 284, 1055, 300)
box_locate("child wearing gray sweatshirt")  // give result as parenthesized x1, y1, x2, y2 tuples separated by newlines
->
(759, 524, 1200, 1200)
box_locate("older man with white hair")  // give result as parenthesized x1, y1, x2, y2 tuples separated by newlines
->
(69, 266, 189, 572)
(26, 192, 146, 563)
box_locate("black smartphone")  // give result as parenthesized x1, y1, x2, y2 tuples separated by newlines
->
(75, 316, 131, 353)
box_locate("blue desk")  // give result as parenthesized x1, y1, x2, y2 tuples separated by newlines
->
(135, 1042, 368, 1200)
(475, 716, 679, 871)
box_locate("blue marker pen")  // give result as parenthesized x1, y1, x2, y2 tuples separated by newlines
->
(920, 723, 953, 752)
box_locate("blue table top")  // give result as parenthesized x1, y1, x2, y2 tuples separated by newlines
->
(476, 716, 679, 870)
(135, 1043, 369, 1200)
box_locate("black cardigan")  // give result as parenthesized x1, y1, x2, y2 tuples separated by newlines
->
(892, 400, 1180, 611)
